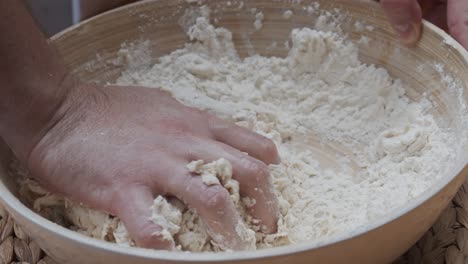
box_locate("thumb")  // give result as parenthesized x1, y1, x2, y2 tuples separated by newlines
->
(381, 0, 423, 45)
(114, 187, 175, 250)
(447, 0, 468, 49)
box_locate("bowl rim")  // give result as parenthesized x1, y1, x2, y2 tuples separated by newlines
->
(1, 0, 468, 262)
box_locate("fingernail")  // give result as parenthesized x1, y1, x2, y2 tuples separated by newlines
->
(394, 23, 422, 45)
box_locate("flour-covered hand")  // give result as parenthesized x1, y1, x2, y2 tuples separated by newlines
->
(381, 0, 468, 48)
(26, 83, 280, 250)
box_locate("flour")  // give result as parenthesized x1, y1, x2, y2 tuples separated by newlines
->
(149, 196, 182, 242)
(282, 10, 293, 19)
(254, 11, 264, 31)
(15, 7, 460, 252)
(187, 159, 240, 204)
(186, 160, 220, 186)
(114, 15, 456, 249)
(187, 159, 257, 250)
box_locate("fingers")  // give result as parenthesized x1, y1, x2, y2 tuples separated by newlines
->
(207, 115, 280, 165)
(447, 0, 468, 48)
(188, 140, 279, 233)
(381, 0, 423, 45)
(167, 173, 252, 250)
(114, 186, 174, 250)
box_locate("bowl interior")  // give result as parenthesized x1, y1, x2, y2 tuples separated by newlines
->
(58, 0, 468, 196)
(0, 0, 467, 259)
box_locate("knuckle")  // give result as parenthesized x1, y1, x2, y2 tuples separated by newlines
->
(202, 186, 230, 208)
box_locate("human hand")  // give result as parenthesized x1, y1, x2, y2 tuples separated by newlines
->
(380, 0, 468, 48)
(26, 83, 280, 250)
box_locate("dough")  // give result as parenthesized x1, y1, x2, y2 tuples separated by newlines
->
(14, 5, 458, 252)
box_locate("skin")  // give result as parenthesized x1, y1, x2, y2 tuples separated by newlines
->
(0, 0, 279, 250)
(380, 0, 468, 48)
(1, 0, 464, 252)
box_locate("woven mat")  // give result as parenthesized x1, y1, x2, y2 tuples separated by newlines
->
(1, 180, 468, 264)
(393, 177, 468, 264)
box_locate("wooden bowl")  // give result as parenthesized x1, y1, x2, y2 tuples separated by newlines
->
(0, 0, 467, 263)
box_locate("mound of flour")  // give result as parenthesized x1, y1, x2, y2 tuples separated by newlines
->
(16, 11, 456, 252)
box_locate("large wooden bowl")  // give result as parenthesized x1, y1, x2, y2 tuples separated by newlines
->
(0, 0, 467, 263)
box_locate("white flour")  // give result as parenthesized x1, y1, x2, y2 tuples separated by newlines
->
(16, 8, 459, 252)
(282, 10, 293, 19)
(253, 11, 264, 31)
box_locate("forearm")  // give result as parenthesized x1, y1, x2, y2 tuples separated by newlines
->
(0, 0, 72, 160)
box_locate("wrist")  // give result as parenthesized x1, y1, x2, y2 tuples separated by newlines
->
(0, 71, 77, 162)
(0, 0, 85, 163)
